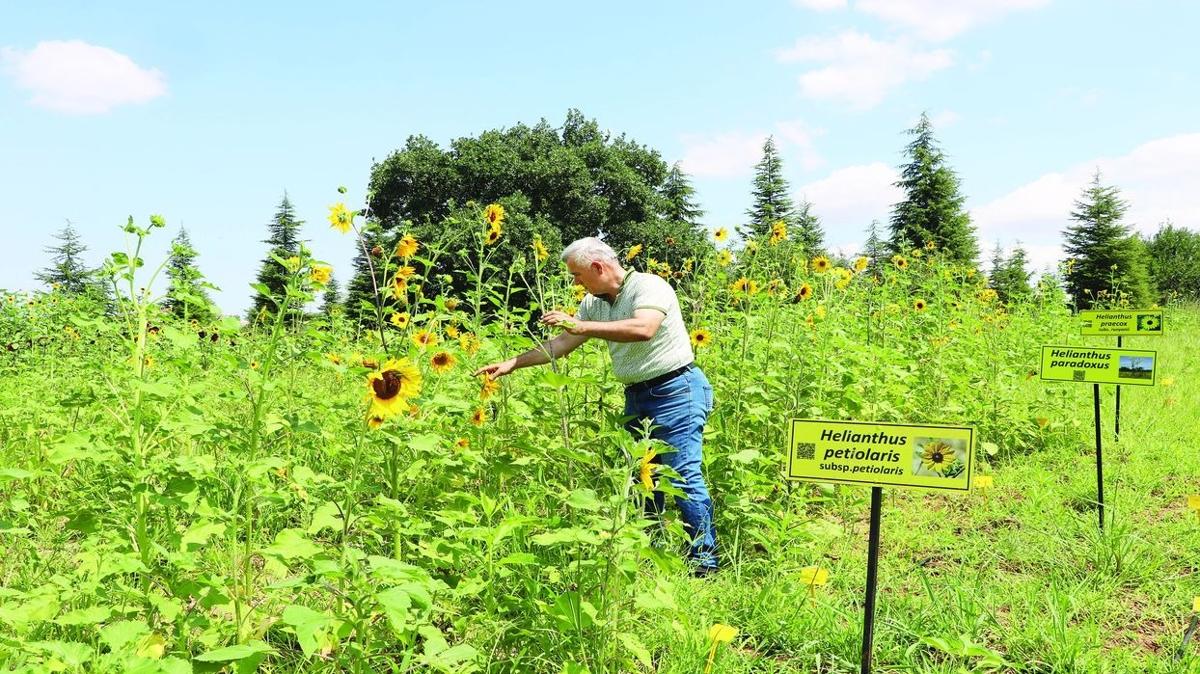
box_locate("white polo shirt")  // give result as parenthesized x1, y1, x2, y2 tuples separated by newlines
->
(576, 270, 694, 385)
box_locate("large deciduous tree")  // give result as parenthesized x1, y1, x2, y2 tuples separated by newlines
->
(1144, 223, 1200, 303)
(889, 113, 977, 263)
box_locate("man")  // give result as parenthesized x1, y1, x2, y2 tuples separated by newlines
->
(474, 237, 718, 575)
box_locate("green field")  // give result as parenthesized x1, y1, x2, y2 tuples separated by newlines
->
(1, 231, 1197, 673)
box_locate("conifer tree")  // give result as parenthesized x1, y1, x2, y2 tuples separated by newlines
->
(163, 227, 217, 322)
(744, 136, 795, 239)
(790, 200, 825, 255)
(320, 272, 343, 316)
(889, 113, 977, 263)
(661, 162, 704, 226)
(1062, 173, 1153, 309)
(344, 229, 386, 326)
(989, 243, 1032, 304)
(249, 193, 304, 319)
(35, 221, 94, 294)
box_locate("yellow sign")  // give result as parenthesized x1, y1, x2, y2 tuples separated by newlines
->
(786, 419, 973, 492)
(1039, 346, 1157, 386)
(1079, 310, 1163, 336)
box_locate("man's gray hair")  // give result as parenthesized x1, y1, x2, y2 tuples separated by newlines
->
(561, 237, 619, 265)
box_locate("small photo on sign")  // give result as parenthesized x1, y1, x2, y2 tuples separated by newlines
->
(1136, 313, 1161, 332)
(1118, 355, 1154, 380)
(911, 437, 968, 478)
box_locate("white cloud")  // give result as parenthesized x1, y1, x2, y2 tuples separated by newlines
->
(1, 40, 166, 114)
(678, 120, 825, 178)
(792, 0, 848, 10)
(795, 162, 903, 244)
(855, 0, 1050, 42)
(971, 133, 1200, 269)
(776, 31, 953, 109)
(931, 109, 961, 127)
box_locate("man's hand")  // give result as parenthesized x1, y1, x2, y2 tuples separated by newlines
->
(540, 310, 586, 335)
(473, 358, 517, 379)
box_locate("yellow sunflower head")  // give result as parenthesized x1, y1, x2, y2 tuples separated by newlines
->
(853, 256, 869, 272)
(913, 298, 927, 312)
(367, 358, 422, 418)
(480, 374, 501, 400)
(920, 441, 955, 473)
(532, 237, 550, 262)
(411, 330, 438, 349)
(389, 312, 410, 329)
(389, 278, 408, 301)
(485, 227, 502, 245)
(395, 265, 416, 280)
(455, 437, 470, 449)
(625, 244, 643, 261)
(445, 297, 460, 311)
(690, 328, 712, 348)
(484, 203, 506, 228)
(639, 446, 658, 490)
(796, 283, 813, 301)
(713, 227, 728, 242)
(470, 407, 488, 427)
(309, 264, 332, 286)
(394, 234, 419, 259)
(430, 351, 456, 373)
(717, 250, 733, 267)
(328, 203, 354, 234)
(367, 413, 386, 430)
(892, 255, 908, 270)
(811, 256, 831, 273)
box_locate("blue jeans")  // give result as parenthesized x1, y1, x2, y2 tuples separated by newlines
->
(623, 366, 718, 569)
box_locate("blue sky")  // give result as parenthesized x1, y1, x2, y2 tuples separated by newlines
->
(2, 0, 1197, 315)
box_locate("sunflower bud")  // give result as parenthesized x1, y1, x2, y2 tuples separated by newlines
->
(370, 246, 383, 258)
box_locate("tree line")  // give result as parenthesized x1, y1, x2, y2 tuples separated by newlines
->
(26, 110, 1200, 320)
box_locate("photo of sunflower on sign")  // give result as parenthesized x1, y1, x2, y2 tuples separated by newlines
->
(910, 437, 968, 477)
(1136, 313, 1162, 332)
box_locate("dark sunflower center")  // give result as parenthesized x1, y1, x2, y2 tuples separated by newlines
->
(931, 451, 944, 463)
(373, 370, 403, 400)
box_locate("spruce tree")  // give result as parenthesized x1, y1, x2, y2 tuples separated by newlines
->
(989, 243, 1032, 304)
(790, 200, 825, 255)
(889, 113, 977, 263)
(344, 229, 385, 326)
(1062, 173, 1153, 309)
(163, 227, 216, 322)
(744, 136, 795, 239)
(661, 162, 704, 226)
(320, 272, 343, 316)
(249, 194, 304, 319)
(35, 221, 94, 294)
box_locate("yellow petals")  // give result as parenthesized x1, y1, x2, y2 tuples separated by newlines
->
(707, 623, 738, 643)
(639, 447, 658, 491)
(810, 256, 830, 273)
(626, 244, 643, 261)
(799, 565, 829, 588)
(974, 475, 994, 490)
(713, 227, 728, 242)
(309, 264, 332, 285)
(328, 203, 354, 233)
(394, 234, 419, 259)
(690, 328, 712, 348)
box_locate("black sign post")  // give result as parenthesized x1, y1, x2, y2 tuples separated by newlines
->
(1093, 383, 1105, 531)
(860, 486, 883, 674)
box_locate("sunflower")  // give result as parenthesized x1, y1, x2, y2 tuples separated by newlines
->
(639, 447, 658, 490)
(284, 256, 302, 272)
(411, 330, 438, 349)
(765, 279, 786, 296)
(445, 325, 460, 339)
(690, 328, 712, 348)
(395, 265, 416, 280)
(430, 351, 456, 373)
(924, 240, 937, 251)
(459, 333, 481, 355)
(745, 240, 759, 254)
(853, 256, 869, 272)
(326, 352, 342, 365)
(389, 312, 410, 329)
(799, 566, 829, 588)
(455, 437, 470, 449)
(977, 288, 998, 303)
(367, 414, 386, 430)
(328, 203, 354, 233)
(795, 283, 813, 301)
(532, 237, 550, 262)
(626, 244, 643, 261)
(485, 227, 502, 245)
(394, 234, 419, 259)
(716, 250, 733, 267)
(480, 374, 501, 400)
(919, 441, 955, 473)
(913, 298, 927, 312)
(250, 360, 260, 370)
(713, 227, 728, 242)
(310, 264, 332, 286)
(470, 408, 488, 427)
(729, 277, 759, 295)
(484, 203, 506, 229)
(367, 358, 422, 418)
(572, 285, 587, 301)
(833, 268, 853, 290)
(389, 278, 408, 301)
(444, 297, 460, 311)
(811, 256, 831, 273)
